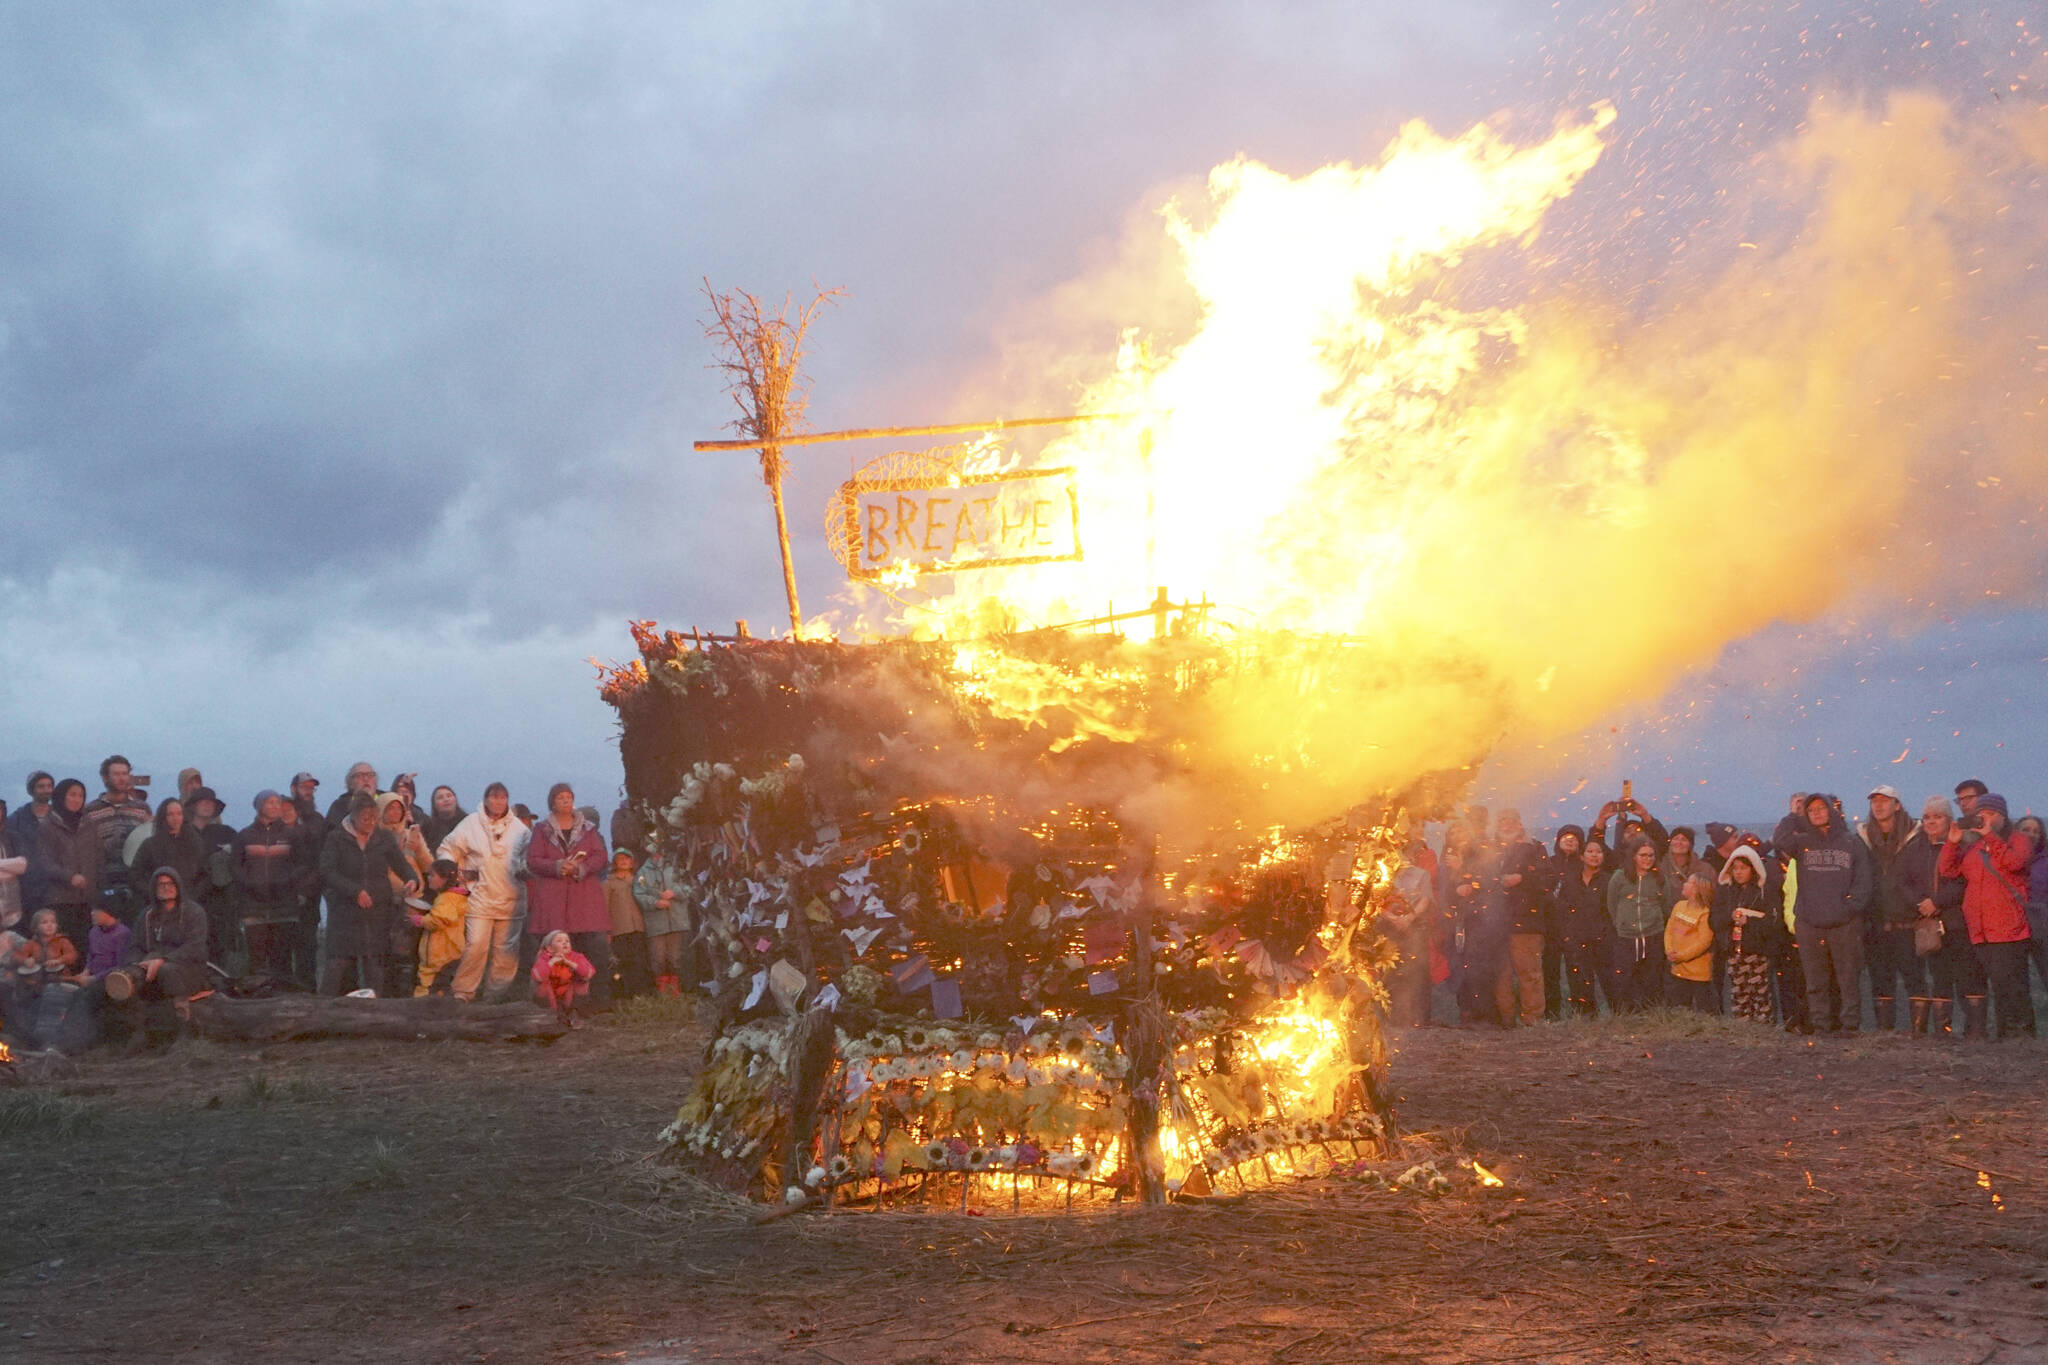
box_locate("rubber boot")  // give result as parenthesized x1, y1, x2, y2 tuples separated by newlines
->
(1962, 995, 1989, 1040)
(1873, 995, 1894, 1031)
(1931, 997, 1953, 1036)
(657, 974, 680, 997)
(1908, 997, 1931, 1036)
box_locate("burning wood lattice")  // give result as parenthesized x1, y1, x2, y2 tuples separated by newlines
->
(601, 628, 1441, 1207)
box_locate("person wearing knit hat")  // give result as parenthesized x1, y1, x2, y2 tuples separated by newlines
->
(1936, 794, 2036, 1039)
(233, 790, 299, 978)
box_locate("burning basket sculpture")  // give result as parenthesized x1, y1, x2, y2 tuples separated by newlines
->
(601, 621, 1438, 1206)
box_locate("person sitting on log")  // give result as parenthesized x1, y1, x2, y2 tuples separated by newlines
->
(531, 929, 595, 1029)
(50, 904, 131, 1054)
(124, 867, 212, 1049)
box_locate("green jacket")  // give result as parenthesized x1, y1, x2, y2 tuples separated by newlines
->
(1607, 867, 1672, 940)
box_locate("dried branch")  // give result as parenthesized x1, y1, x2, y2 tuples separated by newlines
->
(701, 280, 845, 488)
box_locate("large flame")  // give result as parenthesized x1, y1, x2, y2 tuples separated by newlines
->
(860, 88, 2046, 807)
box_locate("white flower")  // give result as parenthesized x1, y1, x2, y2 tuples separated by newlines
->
(950, 1050, 975, 1071)
(784, 1186, 806, 1205)
(805, 1165, 827, 1188)
(995, 1145, 1017, 1166)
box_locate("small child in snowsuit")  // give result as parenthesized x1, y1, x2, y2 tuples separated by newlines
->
(531, 929, 596, 1028)
(411, 860, 469, 997)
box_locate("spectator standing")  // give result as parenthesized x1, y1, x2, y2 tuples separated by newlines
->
(1774, 794, 1873, 1034)
(1436, 826, 1493, 1026)
(1661, 827, 1718, 1006)
(1491, 810, 1551, 1027)
(421, 785, 467, 852)
(318, 793, 417, 996)
(82, 756, 151, 922)
(131, 798, 207, 920)
(1664, 874, 1717, 1011)
(1953, 779, 1988, 833)
(2012, 814, 2048, 1003)
(290, 772, 327, 846)
(1898, 798, 1978, 1036)
(1377, 865, 1435, 1026)
(38, 779, 98, 940)
(6, 773, 54, 909)
(1542, 825, 1584, 1019)
(1937, 795, 2036, 1038)
(1859, 786, 1920, 1030)
(377, 791, 433, 997)
(234, 792, 301, 978)
(278, 795, 325, 988)
(1553, 839, 1614, 1016)
(438, 782, 530, 1002)
(1606, 838, 1671, 1010)
(1713, 846, 1780, 1021)
(524, 783, 612, 1006)
(325, 763, 379, 827)
(604, 848, 651, 998)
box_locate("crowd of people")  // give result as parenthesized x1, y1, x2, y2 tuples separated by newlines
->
(1379, 781, 2046, 1040)
(3, 756, 2042, 1054)
(0, 758, 670, 1052)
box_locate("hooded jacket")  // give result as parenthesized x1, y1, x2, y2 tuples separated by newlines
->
(36, 783, 98, 909)
(133, 868, 209, 969)
(1710, 845, 1782, 955)
(436, 809, 530, 920)
(1772, 800, 1872, 930)
(1858, 810, 1920, 927)
(632, 855, 694, 939)
(1937, 828, 2035, 945)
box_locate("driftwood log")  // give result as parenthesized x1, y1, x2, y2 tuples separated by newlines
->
(188, 994, 567, 1043)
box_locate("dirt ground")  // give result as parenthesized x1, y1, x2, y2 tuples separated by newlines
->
(2, 1007, 2044, 1365)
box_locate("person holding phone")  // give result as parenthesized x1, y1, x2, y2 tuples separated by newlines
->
(1936, 794, 2036, 1039)
(523, 783, 612, 1007)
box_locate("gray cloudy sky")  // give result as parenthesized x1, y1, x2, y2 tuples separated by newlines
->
(0, 2, 2041, 826)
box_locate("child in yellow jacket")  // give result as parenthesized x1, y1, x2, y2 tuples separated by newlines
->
(1664, 872, 1717, 1012)
(412, 859, 469, 997)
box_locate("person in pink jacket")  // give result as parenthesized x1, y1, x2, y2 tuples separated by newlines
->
(522, 783, 611, 1005)
(531, 930, 595, 1028)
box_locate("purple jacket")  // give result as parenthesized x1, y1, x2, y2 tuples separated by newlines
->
(523, 817, 609, 935)
(86, 921, 133, 977)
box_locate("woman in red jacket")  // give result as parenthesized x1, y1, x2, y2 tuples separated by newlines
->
(523, 783, 611, 1005)
(1936, 794, 2036, 1039)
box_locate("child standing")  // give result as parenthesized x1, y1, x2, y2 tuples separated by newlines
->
(1664, 873, 1717, 1012)
(532, 929, 596, 1028)
(1713, 845, 1779, 1021)
(603, 849, 651, 999)
(411, 859, 469, 997)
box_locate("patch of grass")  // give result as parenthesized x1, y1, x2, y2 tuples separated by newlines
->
(229, 1071, 325, 1106)
(346, 1138, 409, 1192)
(0, 1089, 104, 1139)
(611, 993, 700, 1028)
(1609, 1006, 1782, 1045)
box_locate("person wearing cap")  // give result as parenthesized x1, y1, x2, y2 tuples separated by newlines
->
(233, 791, 301, 978)
(1773, 793, 1874, 1034)
(1859, 786, 1920, 1031)
(1936, 794, 2036, 1038)
(325, 762, 379, 827)
(1702, 823, 1740, 876)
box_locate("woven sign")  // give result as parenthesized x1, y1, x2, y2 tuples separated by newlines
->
(835, 467, 1081, 579)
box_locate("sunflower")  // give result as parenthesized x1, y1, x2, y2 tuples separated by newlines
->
(1073, 1152, 1098, 1179)
(923, 1140, 949, 1168)
(903, 1026, 931, 1051)
(827, 1154, 852, 1180)
(967, 1147, 991, 1171)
